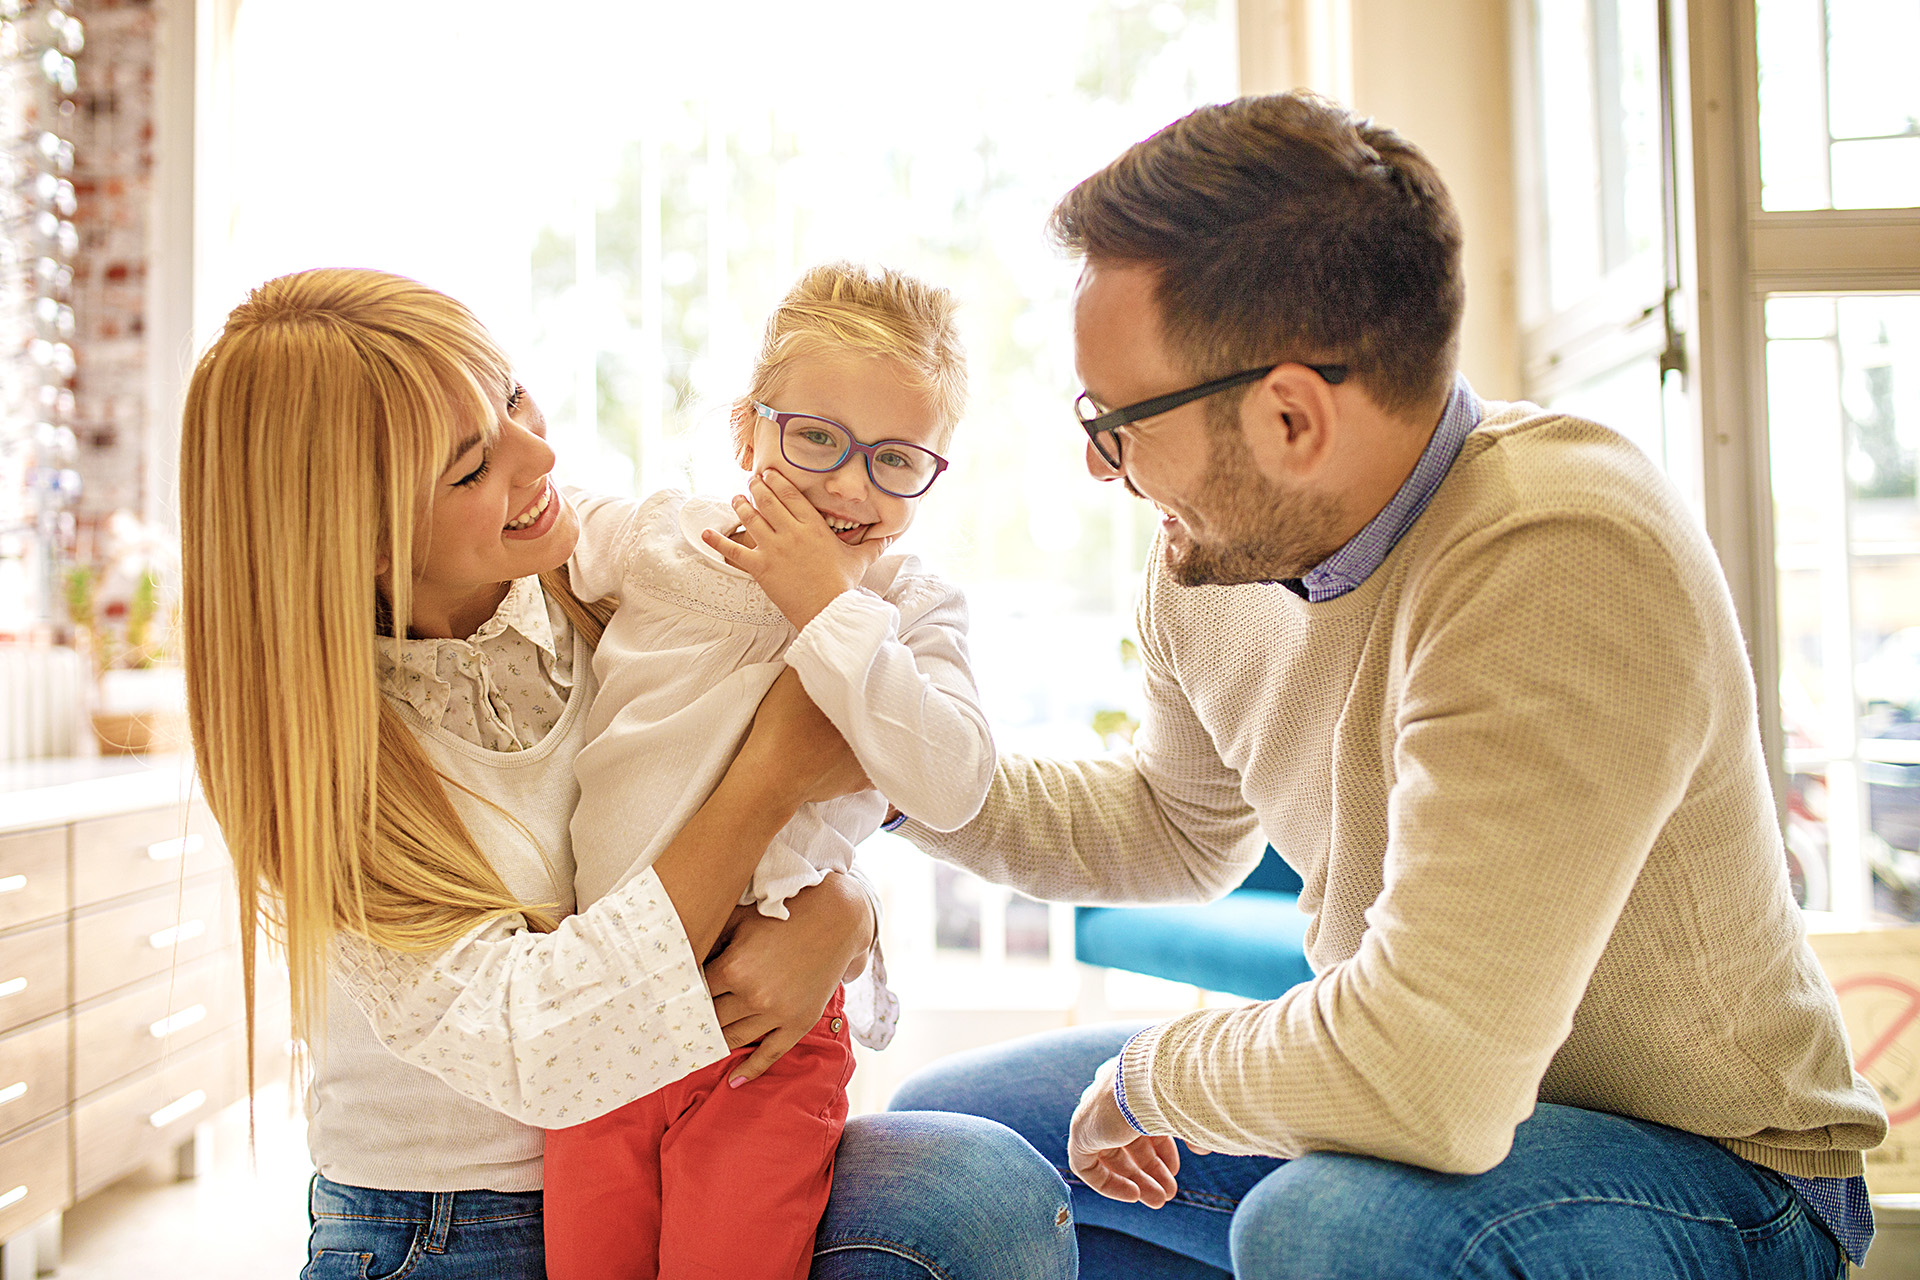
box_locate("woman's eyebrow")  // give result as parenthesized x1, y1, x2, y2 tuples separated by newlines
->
(442, 432, 484, 472)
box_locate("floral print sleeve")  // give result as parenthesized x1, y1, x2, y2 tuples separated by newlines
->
(329, 865, 728, 1127)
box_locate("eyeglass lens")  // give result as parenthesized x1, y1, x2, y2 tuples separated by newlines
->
(1074, 394, 1123, 468)
(781, 416, 941, 497)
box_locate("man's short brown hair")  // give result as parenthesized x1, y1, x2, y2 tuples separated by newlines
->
(1050, 92, 1464, 417)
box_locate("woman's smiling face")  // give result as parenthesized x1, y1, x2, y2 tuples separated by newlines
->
(741, 351, 948, 546)
(395, 379, 580, 639)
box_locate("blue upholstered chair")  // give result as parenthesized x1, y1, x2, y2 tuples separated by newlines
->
(1073, 846, 1314, 1001)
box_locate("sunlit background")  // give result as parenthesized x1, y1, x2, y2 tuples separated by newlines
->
(203, 0, 1920, 1007)
(1752, 0, 1920, 922)
(206, 0, 1241, 1105)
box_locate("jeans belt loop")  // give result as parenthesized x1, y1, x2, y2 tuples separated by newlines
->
(425, 1190, 455, 1252)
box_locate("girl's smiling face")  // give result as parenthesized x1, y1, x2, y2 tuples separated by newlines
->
(390, 379, 580, 639)
(740, 351, 949, 546)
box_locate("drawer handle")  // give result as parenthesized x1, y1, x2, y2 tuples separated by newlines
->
(0, 875, 24, 894)
(0, 1082, 23, 1106)
(149, 919, 207, 949)
(0, 1185, 23, 1212)
(150, 1005, 207, 1039)
(147, 835, 205, 862)
(0, 977, 23, 999)
(149, 1089, 206, 1128)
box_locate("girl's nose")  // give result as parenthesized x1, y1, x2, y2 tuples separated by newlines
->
(824, 454, 871, 499)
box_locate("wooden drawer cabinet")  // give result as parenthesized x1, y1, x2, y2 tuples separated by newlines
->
(0, 1117, 68, 1245)
(72, 804, 228, 908)
(72, 876, 236, 1004)
(0, 829, 66, 931)
(74, 1031, 242, 1200)
(0, 1017, 68, 1138)
(0, 760, 264, 1253)
(0, 921, 68, 1034)
(74, 951, 241, 1097)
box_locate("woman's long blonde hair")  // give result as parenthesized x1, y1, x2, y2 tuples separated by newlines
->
(180, 268, 608, 1041)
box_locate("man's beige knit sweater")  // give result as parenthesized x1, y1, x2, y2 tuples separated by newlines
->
(910, 401, 1886, 1180)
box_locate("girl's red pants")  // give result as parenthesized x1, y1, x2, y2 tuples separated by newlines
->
(544, 991, 853, 1280)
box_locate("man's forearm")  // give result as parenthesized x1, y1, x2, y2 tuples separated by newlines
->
(902, 750, 1263, 905)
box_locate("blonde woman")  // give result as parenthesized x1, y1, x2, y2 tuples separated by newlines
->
(180, 268, 1074, 1280)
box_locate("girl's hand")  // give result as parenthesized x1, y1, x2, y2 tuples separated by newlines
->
(703, 871, 875, 1085)
(701, 470, 892, 630)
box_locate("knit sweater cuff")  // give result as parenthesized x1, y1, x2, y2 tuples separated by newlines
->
(1117, 1022, 1172, 1136)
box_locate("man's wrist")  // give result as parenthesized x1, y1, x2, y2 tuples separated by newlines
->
(1113, 1034, 1150, 1135)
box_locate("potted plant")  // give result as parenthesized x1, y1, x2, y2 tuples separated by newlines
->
(63, 511, 186, 755)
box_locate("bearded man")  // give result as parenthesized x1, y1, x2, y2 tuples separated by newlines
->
(886, 92, 1885, 1279)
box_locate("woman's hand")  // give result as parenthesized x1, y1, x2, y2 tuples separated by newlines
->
(703, 871, 875, 1086)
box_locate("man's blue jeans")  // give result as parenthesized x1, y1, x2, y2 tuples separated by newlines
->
(890, 1023, 1848, 1280)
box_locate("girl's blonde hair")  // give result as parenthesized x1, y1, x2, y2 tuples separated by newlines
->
(732, 261, 967, 455)
(180, 268, 609, 1044)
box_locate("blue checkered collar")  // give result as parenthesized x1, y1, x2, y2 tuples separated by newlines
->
(1290, 375, 1482, 603)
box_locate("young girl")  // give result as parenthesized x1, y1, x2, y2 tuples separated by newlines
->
(178, 268, 1068, 1280)
(541, 262, 990, 1280)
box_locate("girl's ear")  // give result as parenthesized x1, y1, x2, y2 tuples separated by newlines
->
(730, 401, 756, 471)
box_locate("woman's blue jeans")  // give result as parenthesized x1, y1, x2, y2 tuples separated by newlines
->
(302, 1109, 1076, 1279)
(303, 1178, 545, 1279)
(889, 1022, 1849, 1280)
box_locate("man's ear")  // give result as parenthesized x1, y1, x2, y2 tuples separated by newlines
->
(1239, 363, 1340, 482)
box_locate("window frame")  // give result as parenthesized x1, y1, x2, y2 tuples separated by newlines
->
(1684, 0, 1920, 920)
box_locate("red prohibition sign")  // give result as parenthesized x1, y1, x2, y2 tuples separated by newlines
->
(1833, 973, 1920, 1126)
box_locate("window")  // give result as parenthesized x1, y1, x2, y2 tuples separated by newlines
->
(1686, 0, 1920, 922)
(1515, 0, 1920, 922)
(1767, 294, 1920, 917)
(1755, 0, 1920, 211)
(1511, 0, 1694, 498)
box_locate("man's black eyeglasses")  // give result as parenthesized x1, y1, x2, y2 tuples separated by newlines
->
(1074, 362, 1349, 469)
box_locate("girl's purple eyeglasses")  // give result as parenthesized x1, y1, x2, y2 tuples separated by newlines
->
(752, 402, 950, 499)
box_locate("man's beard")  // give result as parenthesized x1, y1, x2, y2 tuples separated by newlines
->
(1157, 414, 1345, 588)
